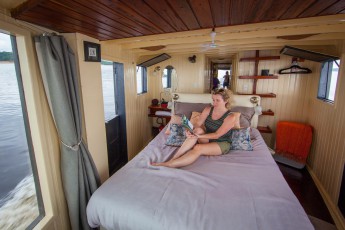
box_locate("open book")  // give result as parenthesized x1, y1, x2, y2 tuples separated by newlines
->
(182, 115, 195, 134)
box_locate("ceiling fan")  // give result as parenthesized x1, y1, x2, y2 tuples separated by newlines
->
(201, 28, 218, 50)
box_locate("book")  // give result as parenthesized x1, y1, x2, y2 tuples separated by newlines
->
(181, 115, 195, 134)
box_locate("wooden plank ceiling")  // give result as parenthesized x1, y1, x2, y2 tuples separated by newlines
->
(9, 0, 345, 57)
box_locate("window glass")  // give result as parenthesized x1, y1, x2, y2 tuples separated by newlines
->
(136, 66, 147, 94)
(101, 60, 116, 121)
(317, 59, 340, 103)
(0, 33, 44, 229)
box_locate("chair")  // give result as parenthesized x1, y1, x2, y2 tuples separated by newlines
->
(273, 121, 313, 169)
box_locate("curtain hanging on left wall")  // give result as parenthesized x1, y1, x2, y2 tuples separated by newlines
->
(34, 34, 100, 230)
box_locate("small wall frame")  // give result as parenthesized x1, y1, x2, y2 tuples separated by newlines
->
(84, 41, 101, 62)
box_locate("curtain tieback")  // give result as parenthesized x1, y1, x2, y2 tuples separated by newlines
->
(61, 139, 82, 151)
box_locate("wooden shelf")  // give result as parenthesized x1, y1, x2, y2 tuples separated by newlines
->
(237, 92, 276, 98)
(148, 105, 171, 123)
(240, 56, 280, 62)
(261, 110, 274, 116)
(257, 126, 272, 133)
(239, 75, 278, 79)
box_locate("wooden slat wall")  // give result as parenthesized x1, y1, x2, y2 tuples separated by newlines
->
(306, 40, 345, 213)
(236, 49, 316, 146)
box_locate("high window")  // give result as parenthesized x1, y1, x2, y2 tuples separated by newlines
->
(317, 59, 340, 103)
(0, 33, 44, 229)
(136, 66, 147, 94)
(101, 60, 116, 121)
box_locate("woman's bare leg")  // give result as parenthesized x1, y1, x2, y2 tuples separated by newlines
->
(171, 137, 198, 160)
(155, 142, 222, 168)
(171, 127, 206, 160)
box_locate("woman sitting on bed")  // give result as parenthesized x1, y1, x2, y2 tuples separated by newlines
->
(152, 88, 238, 168)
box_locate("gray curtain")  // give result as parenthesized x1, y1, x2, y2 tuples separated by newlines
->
(34, 34, 100, 230)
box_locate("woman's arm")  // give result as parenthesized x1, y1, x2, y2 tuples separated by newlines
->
(197, 113, 236, 139)
(193, 106, 211, 129)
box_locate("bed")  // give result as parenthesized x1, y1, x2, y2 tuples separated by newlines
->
(87, 93, 313, 230)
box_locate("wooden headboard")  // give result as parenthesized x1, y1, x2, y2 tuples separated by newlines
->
(172, 93, 261, 128)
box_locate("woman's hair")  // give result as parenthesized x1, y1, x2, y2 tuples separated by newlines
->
(212, 88, 233, 109)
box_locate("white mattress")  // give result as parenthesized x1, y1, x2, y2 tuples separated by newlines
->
(87, 128, 313, 230)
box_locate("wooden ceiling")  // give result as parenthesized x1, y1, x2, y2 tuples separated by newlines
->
(6, 0, 345, 58)
(10, 0, 345, 41)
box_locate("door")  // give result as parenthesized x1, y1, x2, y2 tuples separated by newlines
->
(101, 61, 128, 175)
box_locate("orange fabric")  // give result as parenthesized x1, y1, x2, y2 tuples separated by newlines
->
(275, 121, 313, 164)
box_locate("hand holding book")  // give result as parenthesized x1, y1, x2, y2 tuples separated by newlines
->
(182, 115, 196, 135)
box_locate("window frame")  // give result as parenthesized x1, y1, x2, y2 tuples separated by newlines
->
(0, 34, 46, 229)
(317, 59, 340, 104)
(1, 17, 69, 229)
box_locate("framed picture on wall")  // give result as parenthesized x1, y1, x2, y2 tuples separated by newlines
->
(84, 41, 101, 62)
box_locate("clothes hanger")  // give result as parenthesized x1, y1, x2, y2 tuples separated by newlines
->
(278, 58, 312, 74)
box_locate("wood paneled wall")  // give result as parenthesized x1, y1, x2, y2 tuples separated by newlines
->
(236, 50, 317, 146)
(305, 41, 345, 228)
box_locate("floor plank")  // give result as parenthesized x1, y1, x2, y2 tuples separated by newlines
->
(277, 162, 335, 224)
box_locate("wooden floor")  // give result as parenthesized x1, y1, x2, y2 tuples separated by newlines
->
(277, 162, 335, 224)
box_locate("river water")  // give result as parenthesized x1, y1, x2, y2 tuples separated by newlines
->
(0, 62, 32, 206)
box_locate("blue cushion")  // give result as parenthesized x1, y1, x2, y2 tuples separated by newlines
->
(230, 127, 253, 151)
(165, 124, 186, 147)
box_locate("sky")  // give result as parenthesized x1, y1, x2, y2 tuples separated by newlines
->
(0, 33, 12, 52)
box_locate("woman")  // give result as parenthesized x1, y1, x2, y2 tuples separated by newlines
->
(152, 88, 237, 168)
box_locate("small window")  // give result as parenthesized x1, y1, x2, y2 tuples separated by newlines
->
(136, 66, 147, 94)
(317, 59, 340, 103)
(101, 60, 116, 121)
(162, 66, 173, 89)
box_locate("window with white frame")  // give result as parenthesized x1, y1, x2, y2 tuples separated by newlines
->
(0, 32, 44, 229)
(136, 66, 147, 94)
(317, 59, 340, 103)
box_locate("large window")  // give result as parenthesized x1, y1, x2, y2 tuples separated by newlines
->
(0, 33, 44, 229)
(317, 59, 340, 103)
(136, 66, 147, 94)
(101, 60, 116, 121)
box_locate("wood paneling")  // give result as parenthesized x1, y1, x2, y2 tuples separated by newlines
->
(10, 0, 345, 41)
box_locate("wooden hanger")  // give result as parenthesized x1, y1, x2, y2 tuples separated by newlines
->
(279, 58, 312, 74)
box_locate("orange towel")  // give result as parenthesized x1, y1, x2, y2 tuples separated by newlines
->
(275, 121, 313, 164)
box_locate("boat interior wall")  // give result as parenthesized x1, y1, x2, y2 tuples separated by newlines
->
(305, 41, 345, 229)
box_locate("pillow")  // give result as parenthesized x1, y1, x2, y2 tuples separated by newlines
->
(230, 127, 253, 151)
(165, 115, 182, 135)
(174, 102, 210, 119)
(165, 123, 186, 147)
(230, 106, 255, 128)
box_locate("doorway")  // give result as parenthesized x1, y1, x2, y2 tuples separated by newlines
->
(211, 62, 232, 91)
(101, 61, 128, 175)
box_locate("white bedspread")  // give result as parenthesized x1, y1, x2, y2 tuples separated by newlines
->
(87, 128, 313, 230)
